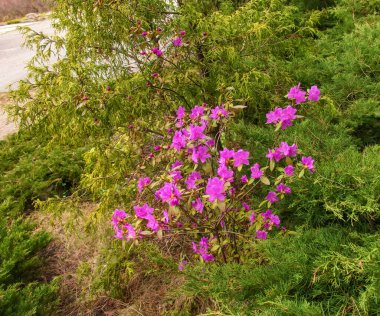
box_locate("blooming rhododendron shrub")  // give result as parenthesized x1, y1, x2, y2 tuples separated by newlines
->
(112, 85, 320, 266)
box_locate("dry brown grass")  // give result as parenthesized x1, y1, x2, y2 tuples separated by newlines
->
(0, 0, 51, 22)
(32, 201, 191, 316)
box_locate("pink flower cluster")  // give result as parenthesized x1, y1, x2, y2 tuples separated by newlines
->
(192, 237, 214, 262)
(111, 84, 320, 265)
(266, 142, 298, 162)
(287, 84, 320, 104)
(112, 209, 136, 240)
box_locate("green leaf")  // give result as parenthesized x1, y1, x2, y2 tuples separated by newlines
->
(260, 176, 270, 185)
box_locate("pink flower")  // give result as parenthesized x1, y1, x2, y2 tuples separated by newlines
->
(191, 145, 211, 163)
(266, 191, 278, 203)
(155, 182, 182, 205)
(153, 145, 161, 150)
(163, 210, 169, 224)
(169, 169, 182, 182)
(301, 156, 315, 173)
(171, 131, 186, 151)
(141, 31, 148, 37)
(190, 105, 205, 120)
(192, 198, 204, 213)
(151, 47, 163, 56)
(123, 223, 136, 240)
(249, 211, 255, 224)
(284, 165, 295, 176)
(179, 30, 186, 36)
(178, 260, 187, 271)
(176, 106, 185, 120)
(287, 84, 306, 104)
(152, 73, 159, 77)
(250, 163, 263, 179)
(256, 230, 267, 240)
(134, 204, 154, 219)
(112, 209, 128, 224)
(279, 142, 298, 157)
(146, 215, 159, 231)
(242, 202, 250, 211)
(210, 105, 228, 121)
(266, 106, 297, 130)
(276, 183, 291, 194)
(192, 237, 214, 262)
(137, 177, 151, 192)
(172, 37, 183, 46)
(188, 123, 206, 141)
(308, 85, 320, 101)
(206, 177, 225, 202)
(217, 164, 234, 182)
(233, 149, 250, 167)
(269, 214, 280, 227)
(185, 171, 201, 189)
(171, 160, 183, 169)
(219, 148, 235, 165)
(241, 175, 248, 183)
(266, 148, 283, 162)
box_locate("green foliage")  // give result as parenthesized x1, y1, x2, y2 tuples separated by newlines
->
(0, 133, 86, 216)
(180, 227, 380, 315)
(0, 218, 59, 315)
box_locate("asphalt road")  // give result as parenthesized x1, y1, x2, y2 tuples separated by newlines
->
(0, 20, 54, 92)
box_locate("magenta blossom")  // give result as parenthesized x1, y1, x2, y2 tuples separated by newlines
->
(171, 160, 183, 169)
(190, 105, 205, 120)
(266, 106, 297, 130)
(219, 148, 235, 165)
(210, 105, 228, 121)
(169, 169, 182, 182)
(217, 164, 234, 182)
(179, 30, 186, 36)
(141, 31, 148, 37)
(241, 175, 248, 183)
(146, 215, 159, 231)
(249, 211, 255, 224)
(171, 131, 186, 151)
(134, 204, 154, 220)
(191, 145, 211, 164)
(137, 177, 151, 192)
(172, 37, 183, 47)
(192, 237, 214, 262)
(308, 85, 320, 101)
(155, 182, 182, 205)
(112, 209, 128, 230)
(279, 142, 297, 157)
(269, 214, 281, 227)
(284, 165, 295, 176)
(266, 191, 279, 204)
(250, 163, 263, 179)
(206, 177, 226, 202)
(192, 198, 204, 213)
(266, 148, 283, 162)
(242, 202, 251, 211)
(301, 156, 315, 173)
(176, 106, 185, 120)
(256, 230, 268, 240)
(163, 210, 169, 224)
(151, 47, 163, 56)
(188, 123, 206, 141)
(233, 149, 250, 167)
(185, 171, 201, 189)
(287, 84, 306, 104)
(276, 183, 292, 194)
